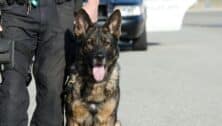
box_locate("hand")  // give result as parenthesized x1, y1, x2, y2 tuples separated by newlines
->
(82, 0, 99, 23)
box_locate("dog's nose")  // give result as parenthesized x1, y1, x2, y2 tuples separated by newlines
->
(96, 52, 105, 60)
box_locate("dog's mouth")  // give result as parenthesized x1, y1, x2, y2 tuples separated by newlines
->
(92, 64, 106, 82)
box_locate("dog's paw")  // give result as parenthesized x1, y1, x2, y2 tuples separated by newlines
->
(115, 120, 122, 126)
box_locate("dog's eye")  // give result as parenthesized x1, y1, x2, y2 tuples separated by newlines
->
(104, 40, 111, 47)
(84, 39, 94, 50)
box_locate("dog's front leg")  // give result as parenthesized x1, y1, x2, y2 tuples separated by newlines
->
(95, 98, 117, 126)
(70, 100, 92, 126)
(67, 118, 79, 126)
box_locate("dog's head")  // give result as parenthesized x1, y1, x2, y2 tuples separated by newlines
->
(74, 9, 121, 82)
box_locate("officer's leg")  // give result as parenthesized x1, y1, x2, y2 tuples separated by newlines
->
(31, 30, 66, 126)
(30, 1, 74, 125)
(0, 26, 35, 126)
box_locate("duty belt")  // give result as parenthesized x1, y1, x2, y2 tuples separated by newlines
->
(0, 0, 71, 7)
(0, 0, 74, 15)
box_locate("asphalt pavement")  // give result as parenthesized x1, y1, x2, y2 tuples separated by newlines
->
(28, 11, 222, 126)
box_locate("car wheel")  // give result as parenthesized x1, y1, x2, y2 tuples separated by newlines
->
(132, 30, 148, 50)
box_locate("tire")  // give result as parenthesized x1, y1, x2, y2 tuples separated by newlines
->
(132, 30, 148, 51)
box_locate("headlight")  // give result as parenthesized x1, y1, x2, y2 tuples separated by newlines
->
(113, 5, 144, 17)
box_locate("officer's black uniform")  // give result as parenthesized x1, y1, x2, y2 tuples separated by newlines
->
(0, 0, 78, 126)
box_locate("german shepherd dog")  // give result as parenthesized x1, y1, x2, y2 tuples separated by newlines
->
(64, 9, 122, 126)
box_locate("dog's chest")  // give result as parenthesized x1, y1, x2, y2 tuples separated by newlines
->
(84, 83, 106, 102)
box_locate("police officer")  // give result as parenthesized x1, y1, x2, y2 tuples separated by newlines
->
(0, 0, 98, 126)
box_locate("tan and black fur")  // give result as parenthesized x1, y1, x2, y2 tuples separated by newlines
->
(64, 9, 122, 126)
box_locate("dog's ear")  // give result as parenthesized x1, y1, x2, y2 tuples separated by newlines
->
(103, 9, 122, 38)
(74, 9, 93, 38)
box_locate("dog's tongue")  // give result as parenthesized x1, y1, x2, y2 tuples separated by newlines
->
(93, 66, 105, 82)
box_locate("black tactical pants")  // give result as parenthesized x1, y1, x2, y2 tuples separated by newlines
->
(0, 0, 74, 126)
